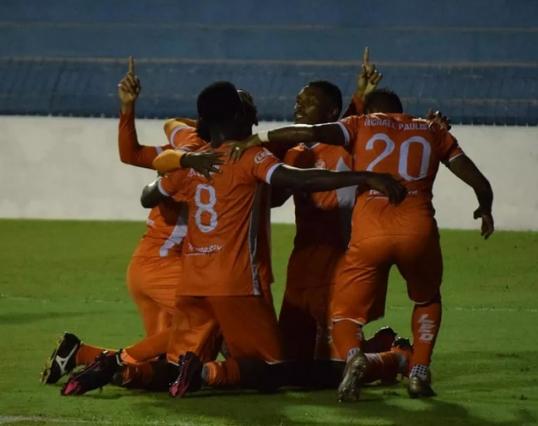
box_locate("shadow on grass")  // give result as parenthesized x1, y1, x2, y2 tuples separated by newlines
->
(131, 387, 536, 426)
(125, 349, 538, 426)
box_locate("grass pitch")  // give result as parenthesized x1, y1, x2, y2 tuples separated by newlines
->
(0, 219, 537, 425)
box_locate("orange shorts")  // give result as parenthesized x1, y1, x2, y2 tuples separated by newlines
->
(126, 256, 181, 336)
(279, 285, 339, 361)
(330, 229, 443, 325)
(167, 295, 283, 364)
(286, 244, 345, 290)
(280, 244, 345, 361)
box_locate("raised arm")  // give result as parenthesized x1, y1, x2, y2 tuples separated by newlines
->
(446, 155, 494, 239)
(118, 56, 168, 168)
(342, 47, 383, 118)
(270, 165, 407, 205)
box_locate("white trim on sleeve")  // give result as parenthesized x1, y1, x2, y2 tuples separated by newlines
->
(168, 124, 188, 146)
(336, 122, 351, 146)
(157, 179, 170, 197)
(155, 146, 163, 155)
(265, 163, 282, 184)
(448, 152, 464, 162)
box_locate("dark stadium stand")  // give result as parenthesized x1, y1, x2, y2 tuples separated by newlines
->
(0, 0, 537, 123)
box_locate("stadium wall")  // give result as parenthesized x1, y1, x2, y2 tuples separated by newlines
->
(1, 116, 536, 231)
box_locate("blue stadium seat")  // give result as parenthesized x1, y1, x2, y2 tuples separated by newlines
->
(0, 0, 537, 124)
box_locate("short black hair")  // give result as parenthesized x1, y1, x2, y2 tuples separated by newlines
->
(364, 88, 403, 114)
(196, 81, 242, 124)
(307, 80, 343, 114)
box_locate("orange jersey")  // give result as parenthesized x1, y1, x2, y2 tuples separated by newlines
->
(118, 110, 171, 169)
(133, 124, 206, 258)
(284, 143, 355, 248)
(159, 145, 282, 296)
(339, 113, 464, 240)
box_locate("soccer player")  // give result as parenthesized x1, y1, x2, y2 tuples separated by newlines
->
(147, 81, 406, 398)
(231, 88, 494, 400)
(276, 49, 394, 364)
(41, 57, 222, 385)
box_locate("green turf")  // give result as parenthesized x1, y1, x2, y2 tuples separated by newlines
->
(0, 219, 537, 425)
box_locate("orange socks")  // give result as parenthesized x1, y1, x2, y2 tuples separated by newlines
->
(331, 319, 364, 361)
(121, 329, 170, 365)
(363, 351, 407, 384)
(411, 299, 442, 367)
(203, 359, 241, 387)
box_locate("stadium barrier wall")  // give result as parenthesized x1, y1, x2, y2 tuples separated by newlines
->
(0, 116, 536, 231)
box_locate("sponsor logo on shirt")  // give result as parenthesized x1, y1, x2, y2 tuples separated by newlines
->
(254, 148, 273, 164)
(187, 242, 223, 255)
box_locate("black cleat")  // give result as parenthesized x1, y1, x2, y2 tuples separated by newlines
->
(61, 351, 120, 396)
(41, 332, 81, 384)
(337, 350, 368, 402)
(364, 326, 397, 353)
(408, 368, 436, 398)
(169, 352, 203, 398)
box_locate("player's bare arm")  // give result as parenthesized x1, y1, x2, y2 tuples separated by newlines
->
(446, 155, 494, 239)
(153, 149, 224, 178)
(230, 123, 346, 160)
(427, 110, 451, 131)
(270, 165, 407, 205)
(117, 56, 162, 168)
(270, 187, 293, 207)
(355, 47, 383, 100)
(118, 56, 141, 114)
(342, 47, 382, 117)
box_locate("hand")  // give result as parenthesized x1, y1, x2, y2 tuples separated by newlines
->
(182, 151, 225, 179)
(365, 173, 407, 205)
(473, 207, 494, 239)
(356, 47, 383, 99)
(427, 109, 451, 131)
(118, 56, 141, 108)
(229, 136, 261, 161)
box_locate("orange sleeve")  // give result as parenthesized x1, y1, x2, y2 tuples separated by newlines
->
(338, 115, 362, 151)
(118, 110, 170, 169)
(438, 131, 465, 164)
(283, 149, 300, 166)
(243, 147, 282, 184)
(342, 95, 365, 118)
(164, 119, 197, 148)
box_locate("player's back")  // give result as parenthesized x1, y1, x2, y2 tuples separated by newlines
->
(340, 113, 463, 239)
(285, 143, 355, 248)
(133, 125, 205, 258)
(160, 144, 281, 296)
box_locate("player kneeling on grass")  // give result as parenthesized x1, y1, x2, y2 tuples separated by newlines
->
(230, 88, 494, 401)
(60, 81, 407, 397)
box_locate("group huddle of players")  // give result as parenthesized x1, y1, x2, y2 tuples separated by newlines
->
(41, 49, 494, 403)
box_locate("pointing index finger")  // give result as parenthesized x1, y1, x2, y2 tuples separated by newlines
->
(362, 47, 369, 66)
(128, 56, 135, 75)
